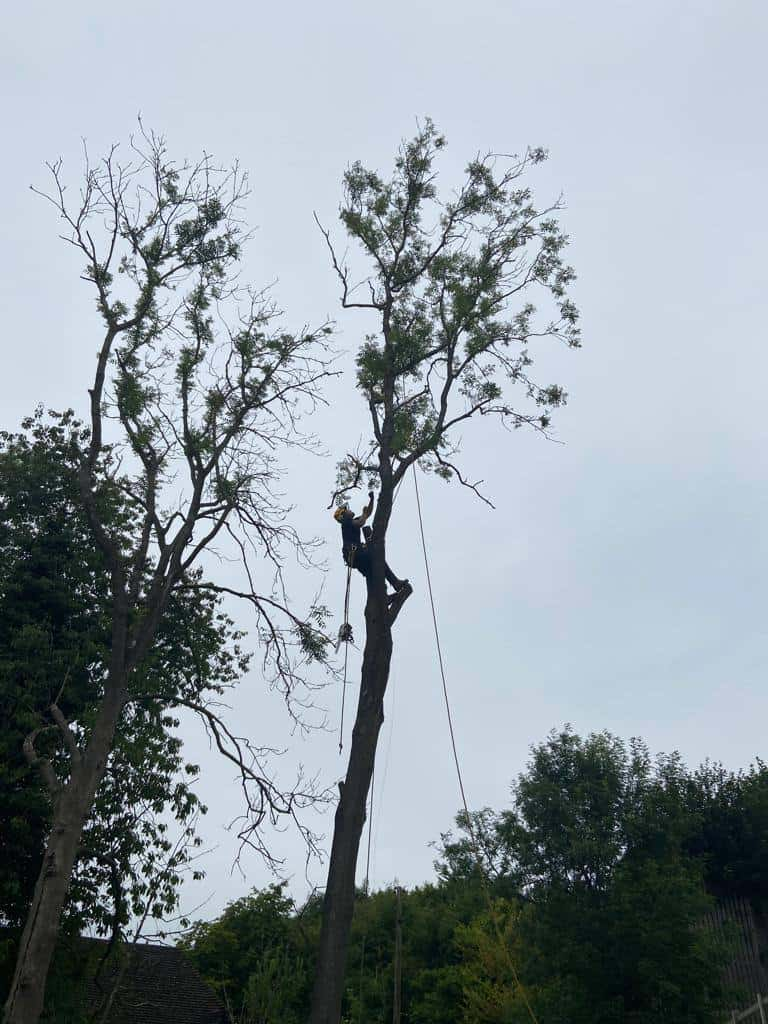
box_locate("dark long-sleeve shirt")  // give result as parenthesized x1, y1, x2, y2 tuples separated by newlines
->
(341, 511, 362, 551)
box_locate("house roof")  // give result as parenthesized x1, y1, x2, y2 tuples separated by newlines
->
(83, 939, 229, 1024)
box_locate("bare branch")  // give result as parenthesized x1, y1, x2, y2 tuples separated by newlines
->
(23, 728, 61, 797)
(433, 454, 496, 509)
(314, 213, 384, 310)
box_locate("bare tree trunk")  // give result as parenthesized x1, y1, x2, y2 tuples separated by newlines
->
(3, 684, 126, 1024)
(309, 527, 411, 1024)
(309, 586, 391, 1024)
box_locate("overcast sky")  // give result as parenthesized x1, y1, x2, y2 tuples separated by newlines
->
(3, 0, 767, 923)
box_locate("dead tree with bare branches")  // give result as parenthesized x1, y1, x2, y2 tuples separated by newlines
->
(3, 128, 332, 1024)
(309, 119, 580, 1024)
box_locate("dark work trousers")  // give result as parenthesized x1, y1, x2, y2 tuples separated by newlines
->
(343, 545, 401, 588)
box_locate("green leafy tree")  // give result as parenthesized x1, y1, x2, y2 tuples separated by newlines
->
(184, 881, 471, 1024)
(441, 728, 730, 1023)
(3, 128, 331, 1024)
(455, 900, 532, 1024)
(311, 118, 580, 1024)
(181, 728, 760, 1024)
(0, 410, 249, 987)
(182, 884, 314, 1023)
(684, 759, 768, 906)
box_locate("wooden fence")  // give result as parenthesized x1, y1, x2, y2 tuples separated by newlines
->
(727, 993, 767, 1023)
(701, 896, 768, 997)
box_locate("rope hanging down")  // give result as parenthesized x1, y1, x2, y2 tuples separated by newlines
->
(411, 465, 540, 1024)
(338, 564, 353, 753)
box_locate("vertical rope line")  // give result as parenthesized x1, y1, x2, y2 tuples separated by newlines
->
(339, 565, 352, 753)
(411, 466, 471, 815)
(411, 464, 540, 1024)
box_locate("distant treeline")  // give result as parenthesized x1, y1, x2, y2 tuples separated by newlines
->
(181, 728, 768, 1023)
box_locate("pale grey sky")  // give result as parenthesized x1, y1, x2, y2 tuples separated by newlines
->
(2, 0, 767, 920)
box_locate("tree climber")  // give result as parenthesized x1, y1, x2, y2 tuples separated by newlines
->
(333, 492, 409, 597)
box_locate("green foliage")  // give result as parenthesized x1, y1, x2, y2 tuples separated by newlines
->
(47, 127, 333, 682)
(440, 728, 732, 1023)
(455, 900, 532, 1024)
(180, 728, 761, 1024)
(2, 127, 332, 1022)
(0, 411, 111, 934)
(327, 119, 580, 499)
(684, 759, 768, 905)
(181, 884, 314, 1022)
(341, 885, 473, 1024)
(0, 410, 248, 951)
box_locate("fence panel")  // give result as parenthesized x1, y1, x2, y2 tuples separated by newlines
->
(728, 992, 767, 1023)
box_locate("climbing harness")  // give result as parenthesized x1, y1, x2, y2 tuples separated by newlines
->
(344, 543, 358, 569)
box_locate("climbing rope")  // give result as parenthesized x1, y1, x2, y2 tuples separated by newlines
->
(412, 465, 541, 1024)
(338, 564, 353, 753)
(338, 473, 405, 754)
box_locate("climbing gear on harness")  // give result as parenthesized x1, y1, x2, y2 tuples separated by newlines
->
(335, 621, 354, 651)
(343, 543, 358, 568)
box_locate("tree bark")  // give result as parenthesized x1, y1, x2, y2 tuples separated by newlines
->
(309, 570, 403, 1024)
(3, 683, 126, 1024)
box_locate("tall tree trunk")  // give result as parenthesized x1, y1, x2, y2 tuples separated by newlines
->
(3, 686, 125, 1024)
(309, 581, 396, 1024)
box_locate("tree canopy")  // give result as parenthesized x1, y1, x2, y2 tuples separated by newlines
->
(184, 726, 764, 1024)
(3, 127, 335, 1024)
(323, 118, 580, 505)
(0, 409, 250, 987)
